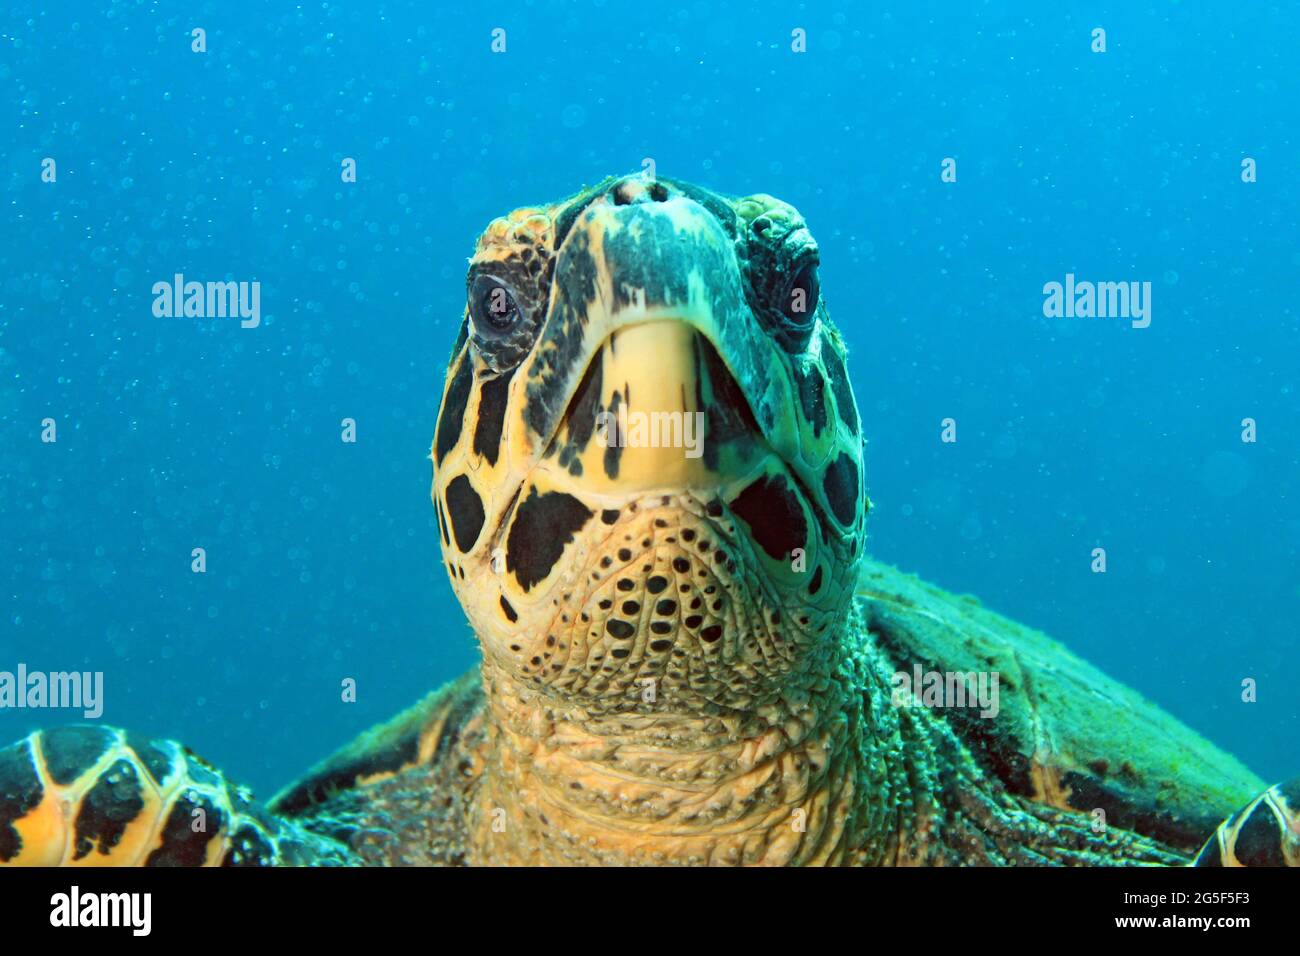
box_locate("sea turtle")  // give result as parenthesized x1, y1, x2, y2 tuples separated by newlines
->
(1, 174, 1296, 867)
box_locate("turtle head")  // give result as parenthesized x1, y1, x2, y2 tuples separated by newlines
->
(432, 175, 866, 712)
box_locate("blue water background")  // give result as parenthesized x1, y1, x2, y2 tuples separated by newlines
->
(1, 2, 1296, 795)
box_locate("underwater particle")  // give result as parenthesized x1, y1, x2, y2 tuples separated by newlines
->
(1145, 555, 1167, 575)
(1201, 450, 1250, 498)
(1163, 270, 1179, 286)
(959, 514, 982, 542)
(921, 478, 962, 522)
(561, 104, 586, 129)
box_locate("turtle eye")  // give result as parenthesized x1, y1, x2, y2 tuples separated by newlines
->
(780, 262, 820, 328)
(469, 274, 523, 337)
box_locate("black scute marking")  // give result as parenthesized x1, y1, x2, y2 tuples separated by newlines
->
(41, 725, 116, 786)
(72, 758, 145, 860)
(730, 474, 806, 561)
(603, 389, 624, 479)
(606, 619, 634, 639)
(794, 361, 828, 436)
(145, 790, 223, 867)
(506, 488, 593, 591)
(0, 739, 44, 863)
(557, 348, 603, 476)
(125, 732, 176, 786)
(473, 367, 516, 466)
(823, 452, 859, 526)
(1193, 833, 1224, 867)
(696, 335, 759, 470)
(606, 208, 694, 311)
(500, 595, 518, 623)
(808, 565, 824, 595)
(434, 349, 474, 465)
(1231, 800, 1286, 865)
(823, 344, 859, 434)
(436, 498, 451, 547)
(445, 475, 487, 553)
(448, 316, 469, 364)
(222, 823, 277, 867)
(524, 231, 600, 439)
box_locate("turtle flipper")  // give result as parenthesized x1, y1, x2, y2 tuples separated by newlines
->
(1193, 778, 1300, 866)
(0, 726, 356, 866)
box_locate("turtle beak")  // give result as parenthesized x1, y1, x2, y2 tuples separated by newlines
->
(539, 319, 767, 496)
(517, 191, 777, 499)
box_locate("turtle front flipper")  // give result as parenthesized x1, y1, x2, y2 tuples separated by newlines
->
(0, 726, 356, 866)
(1194, 778, 1300, 866)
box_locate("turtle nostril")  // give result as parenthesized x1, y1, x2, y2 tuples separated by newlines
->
(613, 178, 670, 205)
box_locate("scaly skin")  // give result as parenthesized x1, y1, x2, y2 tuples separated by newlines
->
(448, 597, 1184, 866)
(272, 594, 1187, 867)
(463, 626, 1185, 866)
(467, 632, 877, 865)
